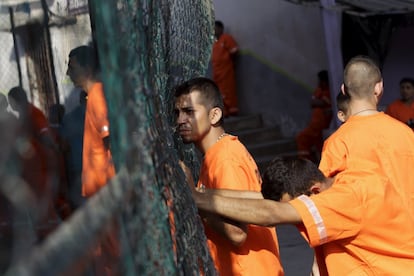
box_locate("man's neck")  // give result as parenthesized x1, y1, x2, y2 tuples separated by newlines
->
(348, 99, 377, 116)
(402, 98, 414, 105)
(82, 79, 99, 93)
(197, 127, 226, 155)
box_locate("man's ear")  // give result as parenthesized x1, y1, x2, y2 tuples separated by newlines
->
(309, 182, 322, 195)
(341, 84, 346, 95)
(337, 111, 346, 123)
(374, 79, 384, 99)
(210, 107, 222, 125)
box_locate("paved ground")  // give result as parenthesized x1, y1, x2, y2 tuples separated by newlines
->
(277, 225, 314, 275)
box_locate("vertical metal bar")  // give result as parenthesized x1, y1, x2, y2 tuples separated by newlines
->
(9, 7, 23, 88)
(40, 0, 60, 105)
(88, 0, 99, 60)
(320, 0, 343, 130)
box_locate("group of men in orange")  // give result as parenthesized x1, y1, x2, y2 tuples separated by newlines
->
(297, 70, 414, 164)
(5, 24, 414, 275)
(0, 45, 117, 274)
(179, 56, 414, 275)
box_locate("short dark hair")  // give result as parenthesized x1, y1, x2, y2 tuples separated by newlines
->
(261, 156, 325, 201)
(343, 55, 381, 99)
(69, 45, 100, 74)
(336, 92, 350, 113)
(215, 20, 224, 29)
(399, 77, 414, 87)
(318, 70, 329, 83)
(174, 77, 224, 109)
(8, 86, 28, 105)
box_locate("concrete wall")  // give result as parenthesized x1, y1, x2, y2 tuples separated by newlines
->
(213, 0, 328, 88)
(212, 0, 329, 137)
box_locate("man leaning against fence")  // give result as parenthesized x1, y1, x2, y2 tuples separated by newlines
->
(174, 77, 283, 276)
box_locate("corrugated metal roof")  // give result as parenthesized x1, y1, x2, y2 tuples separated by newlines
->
(285, 0, 414, 16)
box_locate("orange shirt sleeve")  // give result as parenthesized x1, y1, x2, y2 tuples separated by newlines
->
(223, 34, 238, 53)
(30, 106, 49, 135)
(89, 85, 110, 138)
(319, 135, 348, 177)
(289, 183, 362, 248)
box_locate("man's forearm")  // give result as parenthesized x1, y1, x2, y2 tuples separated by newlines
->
(194, 192, 302, 227)
(204, 189, 263, 199)
(202, 213, 248, 247)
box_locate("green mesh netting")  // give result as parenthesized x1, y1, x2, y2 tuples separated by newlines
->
(4, 0, 216, 275)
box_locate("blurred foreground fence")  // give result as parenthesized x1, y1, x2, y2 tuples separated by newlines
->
(3, 0, 216, 275)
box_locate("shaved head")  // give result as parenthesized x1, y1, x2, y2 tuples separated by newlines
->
(343, 56, 382, 99)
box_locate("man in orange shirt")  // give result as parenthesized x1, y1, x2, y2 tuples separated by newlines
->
(67, 45, 118, 275)
(212, 21, 239, 117)
(8, 86, 62, 240)
(318, 57, 414, 203)
(190, 157, 414, 275)
(175, 77, 283, 275)
(296, 70, 332, 162)
(67, 45, 115, 197)
(385, 77, 414, 128)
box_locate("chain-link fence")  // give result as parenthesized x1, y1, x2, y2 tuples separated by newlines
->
(0, 10, 22, 97)
(1, 0, 216, 275)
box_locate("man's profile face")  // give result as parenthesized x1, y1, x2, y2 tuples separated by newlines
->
(7, 96, 18, 112)
(214, 25, 223, 39)
(67, 56, 87, 88)
(174, 90, 211, 145)
(400, 82, 414, 101)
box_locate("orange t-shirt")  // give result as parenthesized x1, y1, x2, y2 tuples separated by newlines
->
(290, 165, 414, 275)
(19, 105, 60, 237)
(20, 105, 53, 200)
(385, 99, 414, 126)
(23, 105, 50, 190)
(212, 33, 238, 82)
(82, 82, 115, 197)
(319, 112, 414, 211)
(313, 86, 331, 107)
(198, 135, 283, 276)
(311, 86, 332, 129)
